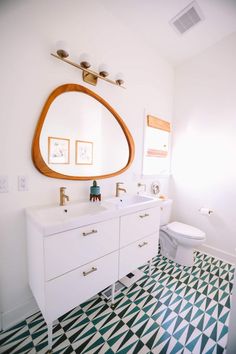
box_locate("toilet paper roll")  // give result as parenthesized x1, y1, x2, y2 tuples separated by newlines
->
(199, 207, 213, 215)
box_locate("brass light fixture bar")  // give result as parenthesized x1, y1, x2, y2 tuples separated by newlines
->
(51, 52, 125, 89)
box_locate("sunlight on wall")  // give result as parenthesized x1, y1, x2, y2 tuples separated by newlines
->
(143, 126, 170, 176)
(172, 122, 234, 189)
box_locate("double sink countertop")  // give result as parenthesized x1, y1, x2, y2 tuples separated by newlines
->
(26, 194, 161, 236)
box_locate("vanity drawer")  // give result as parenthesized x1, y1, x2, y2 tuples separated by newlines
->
(120, 207, 159, 247)
(45, 251, 119, 322)
(44, 218, 119, 281)
(119, 233, 158, 279)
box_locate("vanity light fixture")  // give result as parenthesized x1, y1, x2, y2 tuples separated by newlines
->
(51, 43, 125, 88)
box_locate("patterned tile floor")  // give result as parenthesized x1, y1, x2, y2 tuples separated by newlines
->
(0, 251, 235, 354)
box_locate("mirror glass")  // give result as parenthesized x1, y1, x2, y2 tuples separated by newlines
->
(32, 84, 134, 180)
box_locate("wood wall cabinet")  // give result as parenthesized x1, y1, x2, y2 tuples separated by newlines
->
(27, 204, 160, 352)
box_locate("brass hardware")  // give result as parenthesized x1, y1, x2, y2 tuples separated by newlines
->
(99, 70, 109, 78)
(82, 229, 98, 236)
(116, 79, 124, 86)
(83, 266, 97, 277)
(139, 241, 148, 248)
(139, 213, 149, 218)
(56, 49, 69, 58)
(99, 63, 109, 78)
(116, 182, 127, 197)
(82, 71, 98, 86)
(51, 53, 125, 88)
(60, 187, 69, 206)
(80, 61, 91, 69)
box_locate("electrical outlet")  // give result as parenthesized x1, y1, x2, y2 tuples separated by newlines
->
(0, 175, 8, 193)
(18, 175, 28, 191)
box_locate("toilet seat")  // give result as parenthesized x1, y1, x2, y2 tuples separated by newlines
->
(167, 221, 205, 240)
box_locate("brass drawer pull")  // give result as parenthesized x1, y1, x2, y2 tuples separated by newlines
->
(82, 229, 98, 236)
(139, 241, 148, 248)
(139, 213, 149, 218)
(83, 267, 97, 276)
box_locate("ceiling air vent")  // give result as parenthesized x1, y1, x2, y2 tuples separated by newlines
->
(170, 1, 204, 35)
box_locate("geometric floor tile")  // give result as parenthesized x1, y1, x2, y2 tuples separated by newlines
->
(0, 251, 234, 353)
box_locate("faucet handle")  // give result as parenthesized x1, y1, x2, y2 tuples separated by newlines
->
(117, 182, 124, 185)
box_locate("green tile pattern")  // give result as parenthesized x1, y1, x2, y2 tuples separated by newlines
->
(0, 251, 234, 353)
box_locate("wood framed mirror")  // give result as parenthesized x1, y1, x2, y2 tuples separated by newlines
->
(32, 84, 135, 180)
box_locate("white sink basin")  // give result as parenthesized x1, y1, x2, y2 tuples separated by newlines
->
(39, 202, 107, 220)
(26, 202, 109, 235)
(26, 194, 160, 235)
(104, 194, 155, 208)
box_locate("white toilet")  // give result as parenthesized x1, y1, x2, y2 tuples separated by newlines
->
(159, 199, 206, 267)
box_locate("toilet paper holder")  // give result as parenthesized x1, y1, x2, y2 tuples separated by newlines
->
(199, 207, 213, 215)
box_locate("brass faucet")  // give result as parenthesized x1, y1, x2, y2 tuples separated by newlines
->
(116, 182, 127, 197)
(60, 187, 69, 206)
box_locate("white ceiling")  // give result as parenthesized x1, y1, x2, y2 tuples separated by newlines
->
(100, 0, 236, 66)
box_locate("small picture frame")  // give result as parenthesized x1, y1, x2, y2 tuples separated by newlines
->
(48, 137, 70, 164)
(76, 140, 93, 165)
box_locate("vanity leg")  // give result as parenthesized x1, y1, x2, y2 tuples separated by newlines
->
(148, 259, 152, 276)
(46, 322, 53, 353)
(111, 283, 115, 309)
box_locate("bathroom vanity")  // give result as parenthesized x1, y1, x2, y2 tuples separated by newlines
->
(26, 195, 160, 351)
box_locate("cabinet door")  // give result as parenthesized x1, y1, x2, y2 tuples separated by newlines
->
(45, 218, 119, 280)
(119, 233, 158, 279)
(120, 207, 160, 247)
(45, 251, 118, 323)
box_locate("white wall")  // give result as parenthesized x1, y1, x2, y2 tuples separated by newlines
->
(0, 0, 174, 328)
(171, 32, 236, 263)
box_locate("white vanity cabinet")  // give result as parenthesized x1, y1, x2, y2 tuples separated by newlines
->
(119, 206, 160, 278)
(26, 198, 160, 351)
(120, 206, 160, 247)
(27, 217, 119, 350)
(45, 251, 119, 323)
(44, 218, 119, 281)
(119, 233, 158, 279)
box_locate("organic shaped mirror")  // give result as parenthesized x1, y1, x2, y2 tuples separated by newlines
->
(32, 84, 134, 180)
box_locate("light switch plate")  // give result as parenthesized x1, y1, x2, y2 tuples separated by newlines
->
(18, 175, 28, 191)
(0, 175, 8, 193)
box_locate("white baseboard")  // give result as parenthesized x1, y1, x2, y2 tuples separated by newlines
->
(197, 243, 236, 265)
(1, 297, 39, 331)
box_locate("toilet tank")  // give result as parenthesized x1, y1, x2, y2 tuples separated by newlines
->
(160, 199, 173, 226)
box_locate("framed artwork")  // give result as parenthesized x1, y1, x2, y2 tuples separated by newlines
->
(76, 140, 93, 165)
(48, 137, 70, 164)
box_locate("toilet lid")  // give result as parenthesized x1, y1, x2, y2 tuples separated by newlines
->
(167, 222, 205, 240)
